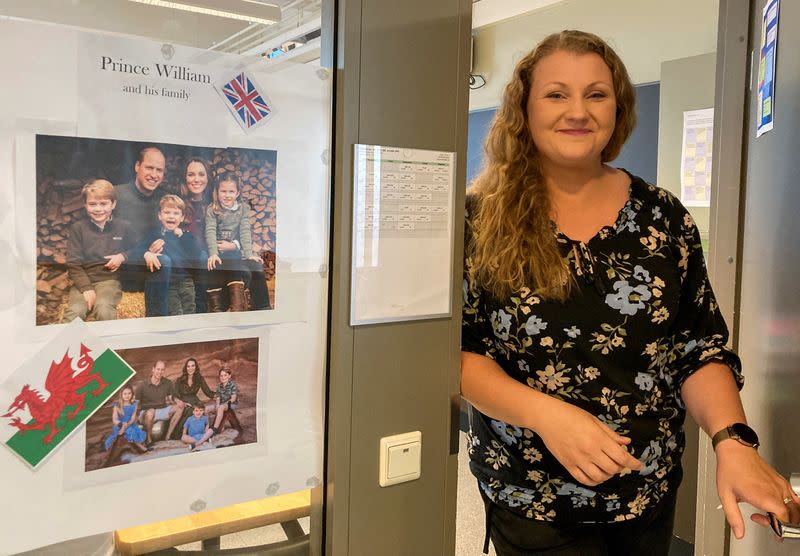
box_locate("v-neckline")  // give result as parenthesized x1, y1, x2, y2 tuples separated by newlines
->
(552, 170, 637, 246)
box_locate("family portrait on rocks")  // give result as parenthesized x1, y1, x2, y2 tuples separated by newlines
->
(34, 134, 277, 326)
(83, 337, 259, 471)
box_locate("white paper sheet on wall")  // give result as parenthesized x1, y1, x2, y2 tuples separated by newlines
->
(680, 108, 714, 208)
(351, 144, 455, 325)
(0, 18, 330, 555)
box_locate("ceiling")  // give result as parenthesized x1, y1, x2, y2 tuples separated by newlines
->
(0, 0, 558, 58)
(0, 0, 319, 56)
(472, 0, 567, 29)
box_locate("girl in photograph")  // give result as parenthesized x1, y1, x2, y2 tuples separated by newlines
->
(179, 157, 214, 312)
(103, 385, 147, 452)
(205, 172, 270, 312)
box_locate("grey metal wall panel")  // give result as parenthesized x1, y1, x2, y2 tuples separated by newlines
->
(731, 0, 800, 554)
(327, 0, 471, 554)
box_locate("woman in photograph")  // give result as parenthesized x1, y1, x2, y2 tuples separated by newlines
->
(179, 157, 214, 312)
(173, 357, 215, 409)
(461, 30, 799, 555)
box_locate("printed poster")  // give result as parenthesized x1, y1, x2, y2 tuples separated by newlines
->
(680, 108, 714, 208)
(757, 0, 780, 137)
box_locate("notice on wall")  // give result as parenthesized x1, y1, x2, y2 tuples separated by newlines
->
(351, 145, 455, 325)
(1, 18, 331, 554)
(680, 108, 714, 208)
(756, 0, 780, 137)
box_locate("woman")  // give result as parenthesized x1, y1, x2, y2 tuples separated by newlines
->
(180, 157, 214, 312)
(461, 30, 799, 555)
(173, 357, 215, 409)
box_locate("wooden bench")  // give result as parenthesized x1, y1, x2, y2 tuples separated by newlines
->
(114, 490, 311, 555)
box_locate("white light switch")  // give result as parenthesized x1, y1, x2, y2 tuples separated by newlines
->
(379, 431, 422, 487)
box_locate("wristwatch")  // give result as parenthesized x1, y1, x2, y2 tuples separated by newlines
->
(712, 423, 759, 450)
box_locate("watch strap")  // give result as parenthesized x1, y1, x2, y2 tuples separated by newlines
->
(712, 423, 759, 450)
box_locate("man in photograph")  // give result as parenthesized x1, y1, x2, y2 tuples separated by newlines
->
(136, 360, 184, 444)
(115, 146, 172, 316)
(115, 146, 167, 243)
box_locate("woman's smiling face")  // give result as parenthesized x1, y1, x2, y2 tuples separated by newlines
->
(526, 50, 617, 169)
(185, 162, 208, 198)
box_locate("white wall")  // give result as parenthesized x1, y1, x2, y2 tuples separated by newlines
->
(656, 53, 717, 236)
(470, 0, 719, 110)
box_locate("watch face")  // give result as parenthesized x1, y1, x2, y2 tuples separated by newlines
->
(731, 423, 759, 445)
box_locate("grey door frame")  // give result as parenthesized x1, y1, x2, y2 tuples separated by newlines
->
(695, 1, 751, 555)
(320, 0, 473, 555)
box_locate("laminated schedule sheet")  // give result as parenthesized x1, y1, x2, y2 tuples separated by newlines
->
(351, 144, 456, 325)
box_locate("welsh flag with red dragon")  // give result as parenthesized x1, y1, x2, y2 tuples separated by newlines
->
(1, 322, 134, 469)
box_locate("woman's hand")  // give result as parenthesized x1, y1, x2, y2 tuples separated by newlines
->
(148, 239, 164, 254)
(144, 252, 161, 272)
(216, 240, 237, 252)
(535, 397, 643, 487)
(207, 254, 222, 270)
(716, 441, 800, 539)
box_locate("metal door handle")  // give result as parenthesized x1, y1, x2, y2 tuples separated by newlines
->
(767, 473, 800, 539)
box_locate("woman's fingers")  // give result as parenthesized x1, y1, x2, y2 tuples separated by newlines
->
(720, 488, 745, 539)
(582, 463, 613, 485)
(603, 442, 643, 472)
(594, 452, 624, 476)
(570, 466, 597, 487)
(595, 422, 642, 471)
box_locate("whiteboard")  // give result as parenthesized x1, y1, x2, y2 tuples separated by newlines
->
(350, 145, 455, 325)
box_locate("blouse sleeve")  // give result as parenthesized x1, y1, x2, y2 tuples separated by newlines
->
(461, 195, 497, 360)
(668, 206, 743, 398)
(205, 205, 219, 257)
(200, 375, 215, 399)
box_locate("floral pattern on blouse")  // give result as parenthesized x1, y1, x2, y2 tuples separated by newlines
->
(462, 174, 743, 524)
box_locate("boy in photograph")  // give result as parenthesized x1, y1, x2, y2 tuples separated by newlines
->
(138, 195, 202, 316)
(181, 403, 214, 451)
(62, 179, 132, 323)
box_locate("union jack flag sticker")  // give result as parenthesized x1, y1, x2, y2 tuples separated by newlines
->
(216, 70, 275, 132)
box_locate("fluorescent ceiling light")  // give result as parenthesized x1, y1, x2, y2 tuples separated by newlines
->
(127, 0, 280, 26)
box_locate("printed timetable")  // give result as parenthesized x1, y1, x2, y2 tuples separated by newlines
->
(351, 144, 456, 324)
(354, 147, 453, 240)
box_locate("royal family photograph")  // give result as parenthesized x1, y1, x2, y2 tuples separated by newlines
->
(83, 337, 259, 471)
(35, 134, 277, 326)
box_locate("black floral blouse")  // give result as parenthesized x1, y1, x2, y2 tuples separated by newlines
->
(462, 173, 743, 524)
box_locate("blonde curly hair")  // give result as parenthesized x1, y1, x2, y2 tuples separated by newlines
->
(468, 30, 637, 301)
